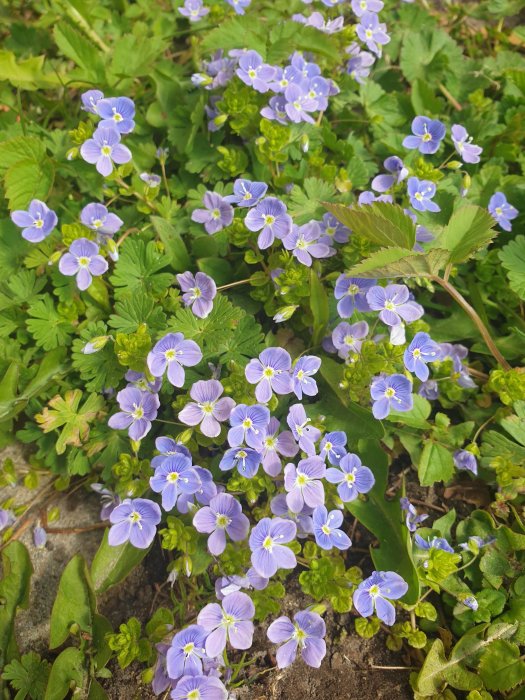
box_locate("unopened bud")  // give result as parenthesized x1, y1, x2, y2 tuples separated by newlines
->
(214, 113, 228, 127)
(301, 134, 309, 153)
(176, 429, 194, 444)
(82, 335, 111, 354)
(273, 305, 298, 323)
(66, 147, 79, 161)
(446, 160, 462, 170)
(48, 250, 63, 266)
(106, 238, 119, 262)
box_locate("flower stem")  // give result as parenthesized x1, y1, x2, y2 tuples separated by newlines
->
(432, 275, 511, 370)
(216, 278, 252, 291)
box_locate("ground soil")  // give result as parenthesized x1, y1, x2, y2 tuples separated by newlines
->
(4, 442, 479, 699)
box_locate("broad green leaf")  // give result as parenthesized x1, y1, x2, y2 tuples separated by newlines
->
(201, 17, 267, 57)
(310, 269, 329, 345)
(436, 205, 497, 263)
(324, 201, 416, 250)
(415, 623, 518, 695)
(91, 529, 150, 595)
(345, 440, 420, 604)
(387, 394, 432, 429)
(5, 158, 55, 210)
(88, 679, 109, 700)
(418, 440, 455, 486)
(499, 235, 525, 300)
(344, 247, 450, 279)
(0, 50, 60, 90)
(311, 356, 384, 442)
(0, 542, 32, 668)
(49, 554, 96, 649)
(44, 648, 85, 700)
(0, 136, 45, 173)
(151, 216, 191, 271)
(197, 258, 232, 286)
(35, 390, 104, 455)
(92, 613, 113, 669)
(110, 239, 174, 299)
(479, 640, 525, 692)
(288, 178, 335, 224)
(53, 23, 105, 82)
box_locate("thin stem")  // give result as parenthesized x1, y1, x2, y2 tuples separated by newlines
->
(17, 89, 26, 136)
(216, 278, 252, 291)
(438, 83, 462, 111)
(160, 160, 171, 203)
(432, 276, 511, 370)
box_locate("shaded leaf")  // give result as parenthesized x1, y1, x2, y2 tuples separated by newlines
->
(344, 247, 450, 279)
(49, 555, 96, 649)
(324, 201, 416, 250)
(91, 529, 150, 595)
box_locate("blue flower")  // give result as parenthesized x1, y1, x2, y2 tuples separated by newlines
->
(319, 431, 347, 465)
(225, 0, 252, 14)
(224, 179, 268, 207)
(80, 202, 123, 236)
(140, 173, 161, 187)
(236, 50, 275, 93)
(191, 191, 234, 234)
(356, 12, 390, 56)
(108, 498, 161, 548)
(312, 505, 352, 550)
(326, 453, 375, 501)
(367, 284, 423, 327)
(353, 571, 408, 625)
(453, 449, 478, 476)
(334, 276, 375, 317)
(407, 177, 440, 212)
(346, 43, 375, 83)
(80, 126, 132, 177)
(244, 197, 292, 249)
(488, 192, 518, 231)
(451, 125, 482, 164)
(219, 446, 262, 478)
(400, 497, 428, 532)
(228, 403, 270, 448)
(292, 355, 321, 400)
(414, 534, 454, 553)
(58, 238, 108, 291)
(403, 116, 446, 155)
(319, 213, 350, 243)
(404, 332, 441, 381)
(149, 454, 201, 512)
(371, 156, 409, 193)
(11, 200, 58, 243)
(166, 625, 208, 679)
(81, 89, 104, 114)
(97, 97, 135, 134)
(178, 0, 210, 21)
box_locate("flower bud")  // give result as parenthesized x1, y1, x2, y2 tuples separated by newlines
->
(301, 134, 309, 153)
(446, 160, 462, 170)
(66, 147, 79, 161)
(273, 305, 298, 323)
(177, 429, 194, 444)
(48, 250, 63, 266)
(214, 114, 228, 127)
(106, 238, 119, 262)
(82, 335, 111, 354)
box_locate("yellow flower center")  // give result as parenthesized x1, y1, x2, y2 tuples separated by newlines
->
(129, 511, 141, 523)
(101, 145, 112, 156)
(183, 642, 195, 655)
(78, 256, 90, 267)
(242, 418, 253, 429)
(216, 514, 230, 528)
(264, 214, 275, 226)
(385, 388, 396, 398)
(263, 535, 274, 551)
(345, 472, 356, 483)
(34, 217, 44, 228)
(321, 524, 331, 535)
(167, 472, 180, 483)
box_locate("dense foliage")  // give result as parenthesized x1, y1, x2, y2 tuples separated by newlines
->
(1, 0, 525, 698)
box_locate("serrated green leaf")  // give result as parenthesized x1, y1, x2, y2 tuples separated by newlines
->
(108, 296, 167, 334)
(110, 239, 173, 299)
(26, 296, 74, 351)
(499, 235, 525, 300)
(0, 50, 60, 90)
(478, 640, 525, 692)
(2, 652, 50, 700)
(53, 23, 105, 82)
(49, 554, 96, 649)
(345, 247, 450, 279)
(288, 178, 335, 224)
(324, 201, 417, 250)
(436, 205, 497, 263)
(0, 136, 45, 174)
(201, 17, 267, 57)
(5, 158, 54, 210)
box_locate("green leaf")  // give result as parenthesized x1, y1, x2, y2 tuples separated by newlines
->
(49, 555, 96, 649)
(312, 356, 384, 442)
(344, 247, 450, 279)
(0, 137, 45, 174)
(53, 23, 105, 82)
(110, 239, 173, 299)
(436, 205, 497, 263)
(324, 201, 416, 250)
(92, 613, 113, 670)
(26, 296, 74, 351)
(0, 542, 32, 668)
(108, 297, 167, 334)
(499, 235, 525, 300)
(400, 28, 463, 85)
(387, 394, 432, 429)
(91, 529, 150, 595)
(0, 51, 59, 90)
(416, 623, 518, 695)
(5, 158, 55, 211)
(345, 441, 420, 604)
(418, 440, 455, 486)
(201, 17, 267, 57)
(288, 178, 336, 224)
(2, 652, 50, 700)
(310, 270, 329, 345)
(88, 680, 109, 700)
(151, 216, 191, 271)
(35, 390, 104, 455)
(44, 648, 85, 700)
(479, 640, 525, 692)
